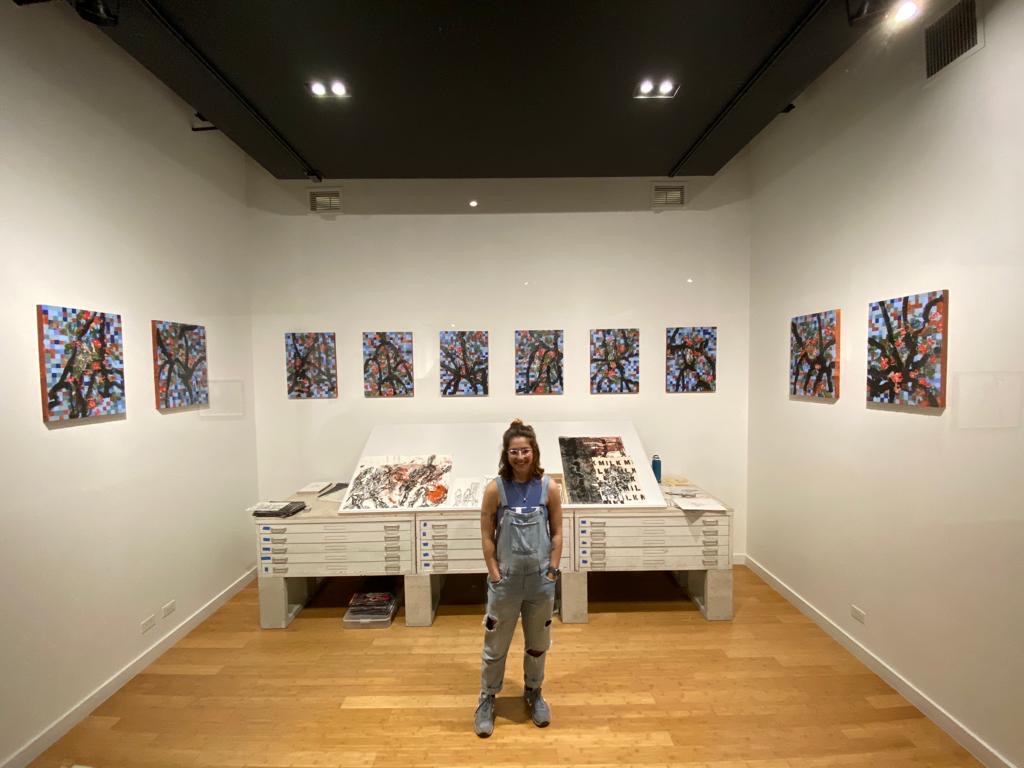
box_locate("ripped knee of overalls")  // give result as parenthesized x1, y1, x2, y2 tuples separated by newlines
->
(484, 614, 499, 631)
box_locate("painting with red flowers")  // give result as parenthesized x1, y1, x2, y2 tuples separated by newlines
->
(867, 290, 948, 407)
(439, 330, 488, 396)
(790, 309, 840, 399)
(363, 331, 414, 397)
(515, 330, 564, 395)
(590, 328, 639, 394)
(153, 320, 209, 409)
(36, 304, 126, 423)
(666, 326, 717, 392)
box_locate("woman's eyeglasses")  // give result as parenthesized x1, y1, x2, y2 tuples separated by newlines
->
(507, 448, 533, 457)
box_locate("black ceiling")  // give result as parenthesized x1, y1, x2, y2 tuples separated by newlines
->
(72, 0, 877, 179)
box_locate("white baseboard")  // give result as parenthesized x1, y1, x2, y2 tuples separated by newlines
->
(3, 568, 256, 768)
(743, 555, 1015, 768)
(732, 552, 747, 565)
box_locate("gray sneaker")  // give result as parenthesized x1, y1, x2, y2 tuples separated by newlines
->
(474, 693, 495, 737)
(524, 687, 550, 727)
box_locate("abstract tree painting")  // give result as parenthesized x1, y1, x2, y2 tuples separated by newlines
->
(666, 326, 717, 393)
(152, 320, 209, 409)
(363, 331, 414, 397)
(439, 330, 488, 396)
(515, 330, 563, 395)
(867, 290, 948, 407)
(36, 304, 126, 423)
(590, 328, 639, 394)
(285, 332, 337, 399)
(790, 310, 840, 399)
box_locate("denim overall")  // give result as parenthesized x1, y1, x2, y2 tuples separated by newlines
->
(480, 475, 556, 695)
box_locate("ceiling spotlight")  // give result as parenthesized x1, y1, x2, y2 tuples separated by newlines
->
(635, 78, 678, 99)
(310, 81, 327, 97)
(75, 0, 119, 26)
(686, 278, 694, 284)
(893, 0, 920, 22)
(469, 200, 478, 208)
(330, 80, 347, 97)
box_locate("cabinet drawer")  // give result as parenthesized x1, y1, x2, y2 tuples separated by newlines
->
(419, 519, 480, 535)
(259, 531, 411, 545)
(260, 560, 413, 577)
(579, 553, 729, 570)
(578, 517, 728, 531)
(419, 539, 482, 553)
(258, 540, 408, 555)
(579, 531, 728, 547)
(256, 521, 411, 535)
(421, 558, 485, 574)
(259, 548, 410, 565)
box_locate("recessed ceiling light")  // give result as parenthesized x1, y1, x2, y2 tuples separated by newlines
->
(639, 79, 654, 95)
(635, 77, 678, 99)
(659, 79, 674, 95)
(893, 0, 920, 23)
(469, 200, 478, 208)
(686, 278, 694, 284)
(449, 323, 456, 328)
(310, 81, 327, 97)
(330, 80, 347, 97)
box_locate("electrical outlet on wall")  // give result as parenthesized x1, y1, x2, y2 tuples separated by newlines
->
(162, 600, 176, 618)
(850, 604, 867, 624)
(140, 614, 156, 633)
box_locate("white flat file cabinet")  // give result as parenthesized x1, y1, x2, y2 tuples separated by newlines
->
(566, 505, 734, 621)
(256, 513, 415, 629)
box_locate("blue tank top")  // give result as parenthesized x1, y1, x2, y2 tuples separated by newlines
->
(494, 475, 550, 529)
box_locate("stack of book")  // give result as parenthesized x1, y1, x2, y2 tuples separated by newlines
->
(343, 592, 398, 629)
(247, 500, 307, 518)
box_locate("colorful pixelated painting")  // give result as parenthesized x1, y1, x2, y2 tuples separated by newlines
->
(152, 320, 209, 410)
(342, 455, 452, 509)
(363, 331, 414, 397)
(439, 330, 488, 396)
(867, 290, 948, 407)
(590, 328, 639, 394)
(666, 326, 717, 393)
(36, 304, 125, 423)
(558, 436, 646, 505)
(515, 330, 564, 395)
(790, 310, 840, 400)
(285, 332, 337, 399)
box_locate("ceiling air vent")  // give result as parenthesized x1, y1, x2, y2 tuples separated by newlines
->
(651, 184, 686, 210)
(308, 188, 341, 213)
(926, 0, 980, 78)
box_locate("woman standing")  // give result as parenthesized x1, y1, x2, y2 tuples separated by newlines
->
(474, 419, 563, 738)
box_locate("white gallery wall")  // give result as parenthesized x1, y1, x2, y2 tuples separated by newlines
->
(0, 5, 259, 766)
(746, 1, 1024, 765)
(244, 163, 752, 553)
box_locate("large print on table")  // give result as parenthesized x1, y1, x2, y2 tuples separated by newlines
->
(558, 436, 646, 505)
(152, 320, 209, 409)
(666, 326, 717, 393)
(285, 332, 337, 399)
(515, 329, 563, 395)
(363, 331, 414, 397)
(790, 310, 840, 400)
(439, 330, 488, 396)
(867, 290, 948, 407)
(37, 304, 125, 423)
(590, 328, 639, 394)
(342, 455, 453, 509)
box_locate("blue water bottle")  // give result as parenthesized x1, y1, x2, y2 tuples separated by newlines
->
(651, 454, 662, 483)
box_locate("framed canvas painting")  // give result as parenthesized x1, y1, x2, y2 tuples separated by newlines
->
(285, 332, 338, 399)
(790, 310, 840, 399)
(867, 290, 948, 407)
(515, 330, 563, 395)
(666, 326, 716, 393)
(590, 328, 639, 394)
(439, 330, 488, 396)
(153, 320, 209, 409)
(363, 331, 414, 397)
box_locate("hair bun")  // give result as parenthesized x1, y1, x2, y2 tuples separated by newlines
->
(511, 418, 524, 427)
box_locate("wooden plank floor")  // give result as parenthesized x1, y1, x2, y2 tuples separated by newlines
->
(31, 566, 980, 768)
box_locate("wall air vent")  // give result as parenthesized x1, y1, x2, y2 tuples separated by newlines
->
(308, 188, 341, 213)
(651, 184, 687, 210)
(926, 0, 980, 78)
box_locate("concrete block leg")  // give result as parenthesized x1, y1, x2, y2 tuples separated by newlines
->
(559, 571, 588, 624)
(404, 573, 445, 627)
(258, 576, 312, 629)
(683, 568, 733, 620)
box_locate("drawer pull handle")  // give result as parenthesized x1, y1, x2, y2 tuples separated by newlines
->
(325, 544, 348, 551)
(385, 555, 400, 561)
(271, 547, 287, 554)
(590, 521, 606, 527)
(702, 559, 718, 566)
(702, 538, 719, 545)
(702, 520, 719, 526)
(384, 525, 401, 531)
(268, 527, 286, 534)
(272, 567, 288, 574)
(326, 555, 347, 562)
(271, 557, 288, 564)
(384, 535, 401, 541)
(642, 541, 663, 547)
(702, 549, 719, 555)
(432, 524, 447, 530)
(270, 537, 287, 544)
(641, 520, 666, 526)
(385, 545, 401, 552)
